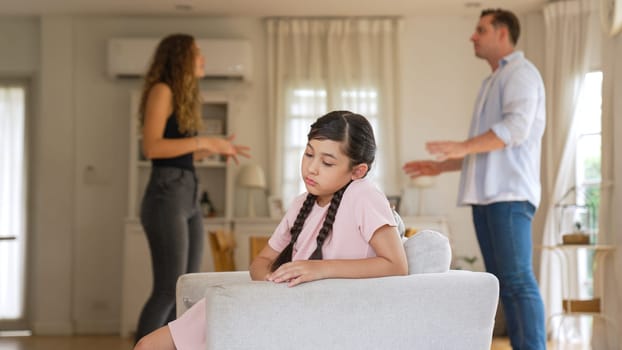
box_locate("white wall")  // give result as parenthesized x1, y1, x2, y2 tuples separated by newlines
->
(31, 16, 77, 334)
(398, 12, 547, 269)
(69, 16, 267, 333)
(398, 15, 488, 268)
(0, 15, 268, 334)
(0, 17, 39, 75)
(0, 12, 551, 334)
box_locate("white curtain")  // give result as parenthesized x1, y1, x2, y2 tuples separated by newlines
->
(0, 84, 26, 319)
(266, 17, 401, 206)
(539, 0, 592, 342)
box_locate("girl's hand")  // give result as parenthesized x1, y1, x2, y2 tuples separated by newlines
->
(268, 260, 325, 287)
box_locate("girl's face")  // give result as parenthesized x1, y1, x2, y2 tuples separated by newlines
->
(301, 139, 366, 206)
(193, 42, 205, 78)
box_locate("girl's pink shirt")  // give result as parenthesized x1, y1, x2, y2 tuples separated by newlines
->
(268, 177, 396, 260)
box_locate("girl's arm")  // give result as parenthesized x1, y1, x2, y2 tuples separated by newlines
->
(268, 224, 408, 287)
(249, 244, 280, 281)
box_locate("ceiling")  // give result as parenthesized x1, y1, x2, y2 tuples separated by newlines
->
(0, 0, 547, 17)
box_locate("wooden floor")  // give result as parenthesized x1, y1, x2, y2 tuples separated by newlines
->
(0, 335, 135, 350)
(0, 335, 588, 350)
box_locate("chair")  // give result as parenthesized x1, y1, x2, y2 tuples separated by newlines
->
(207, 230, 236, 271)
(176, 230, 500, 350)
(249, 235, 270, 262)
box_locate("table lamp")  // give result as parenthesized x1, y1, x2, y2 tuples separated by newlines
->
(237, 164, 267, 217)
(410, 176, 436, 216)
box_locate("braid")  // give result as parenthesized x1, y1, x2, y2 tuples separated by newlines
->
(308, 181, 352, 260)
(270, 193, 317, 272)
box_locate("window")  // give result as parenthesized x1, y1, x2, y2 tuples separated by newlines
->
(0, 83, 27, 323)
(281, 86, 381, 206)
(574, 71, 602, 300)
(575, 71, 602, 233)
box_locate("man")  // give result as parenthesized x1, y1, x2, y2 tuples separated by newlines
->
(403, 9, 546, 350)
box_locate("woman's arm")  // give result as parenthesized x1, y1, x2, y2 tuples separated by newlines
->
(268, 225, 408, 287)
(141, 83, 200, 159)
(141, 83, 251, 161)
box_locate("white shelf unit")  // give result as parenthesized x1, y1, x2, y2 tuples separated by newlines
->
(540, 244, 617, 344)
(232, 217, 281, 270)
(121, 90, 236, 338)
(127, 90, 235, 221)
(400, 215, 450, 238)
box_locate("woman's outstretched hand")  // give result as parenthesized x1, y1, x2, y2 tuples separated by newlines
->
(223, 134, 251, 164)
(198, 134, 251, 164)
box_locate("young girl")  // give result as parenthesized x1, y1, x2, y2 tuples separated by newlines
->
(134, 111, 408, 350)
(135, 33, 250, 342)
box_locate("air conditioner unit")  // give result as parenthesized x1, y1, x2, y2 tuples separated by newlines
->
(107, 38, 252, 80)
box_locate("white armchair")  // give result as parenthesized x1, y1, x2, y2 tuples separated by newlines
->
(176, 230, 499, 350)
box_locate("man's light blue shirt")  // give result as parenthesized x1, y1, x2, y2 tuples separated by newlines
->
(458, 51, 546, 208)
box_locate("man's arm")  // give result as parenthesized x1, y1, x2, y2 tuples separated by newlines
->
(402, 158, 463, 178)
(426, 130, 505, 161)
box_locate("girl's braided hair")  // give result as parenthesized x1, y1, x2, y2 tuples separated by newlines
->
(270, 110, 376, 271)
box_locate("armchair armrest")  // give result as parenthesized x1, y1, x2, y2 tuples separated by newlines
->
(176, 271, 251, 316)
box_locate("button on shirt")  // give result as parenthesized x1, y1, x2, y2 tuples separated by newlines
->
(458, 51, 545, 208)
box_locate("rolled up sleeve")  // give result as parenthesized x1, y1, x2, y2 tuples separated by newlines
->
(491, 68, 541, 147)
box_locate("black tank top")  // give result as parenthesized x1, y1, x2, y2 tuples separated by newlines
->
(152, 113, 194, 171)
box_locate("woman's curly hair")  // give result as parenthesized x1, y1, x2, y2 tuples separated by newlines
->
(139, 33, 202, 134)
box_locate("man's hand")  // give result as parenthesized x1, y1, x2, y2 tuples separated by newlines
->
(426, 141, 469, 161)
(402, 160, 443, 178)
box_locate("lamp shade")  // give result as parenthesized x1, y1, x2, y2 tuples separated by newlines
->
(237, 164, 266, 189)
(408, 176, 435, 216)
(409, 176, 436, 188)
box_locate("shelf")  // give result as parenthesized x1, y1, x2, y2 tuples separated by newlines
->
(196, 161, 227, 168)
(543, 243, 616, 342)
(137, 160, 227, 168)
(562, 298, 600, 313)
(125, 216, 231, 224)
(539, 244, 615, 251)
(122, 90, 237, 337)
(233, 216, 282, 225)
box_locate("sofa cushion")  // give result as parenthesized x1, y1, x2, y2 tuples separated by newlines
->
(403, 229, 451, 274)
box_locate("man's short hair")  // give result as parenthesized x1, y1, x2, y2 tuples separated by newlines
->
(481, 8, 520, 46)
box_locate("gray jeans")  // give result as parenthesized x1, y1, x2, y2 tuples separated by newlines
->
(135, 166, 204, 342)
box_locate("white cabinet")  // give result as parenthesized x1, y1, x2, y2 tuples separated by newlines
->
(121, 91, 236, 338)
(232, 217, 281, 270)
(119, 219, 230, 338)
(400, 215, 451, 238)
(540, 244, 616, 342)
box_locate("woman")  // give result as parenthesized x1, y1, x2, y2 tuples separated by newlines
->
(135, 33, 249, 342)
